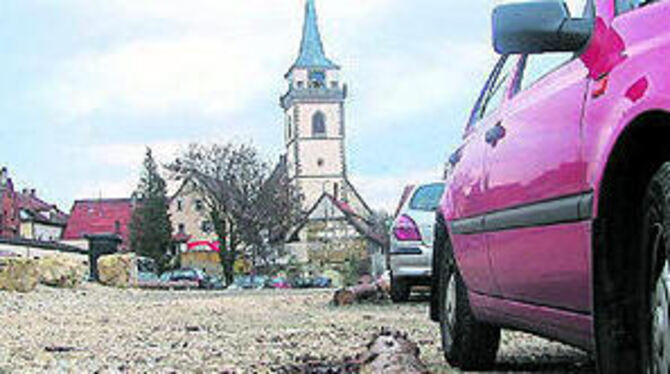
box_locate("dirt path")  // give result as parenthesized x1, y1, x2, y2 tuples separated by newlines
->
(0, 285, 591, 373)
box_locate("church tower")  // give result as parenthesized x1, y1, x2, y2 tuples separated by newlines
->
(281, 0, 349, 211)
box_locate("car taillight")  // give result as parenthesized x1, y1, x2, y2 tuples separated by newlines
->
(393, 214, 422, 241)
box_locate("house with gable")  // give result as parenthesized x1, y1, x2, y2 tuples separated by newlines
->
(168, 180, 222, 276)
(286, 192, 386, 277)
(17, 189, 69, 241)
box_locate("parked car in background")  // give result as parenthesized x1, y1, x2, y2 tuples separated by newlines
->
(136, 257, 161, 287)
(389, 182, 445, 302)
(311, 276, 332, 288)
(230, 275, 269, 290)
(431, 0, 670, 372)
(160, 268, 210, 289)
(268, 276, 292, 289)
(203, 275, 225, 290)
(138, 271, 160, 283)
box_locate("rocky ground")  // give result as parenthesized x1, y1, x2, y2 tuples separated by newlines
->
(0, 284, 593, 373)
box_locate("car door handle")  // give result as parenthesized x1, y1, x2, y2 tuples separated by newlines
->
(485, 123, 506, 147)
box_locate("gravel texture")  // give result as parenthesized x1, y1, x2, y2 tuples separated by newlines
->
(0, 284, 592, 373)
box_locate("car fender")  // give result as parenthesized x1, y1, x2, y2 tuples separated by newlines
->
(586, 95, 670, 217)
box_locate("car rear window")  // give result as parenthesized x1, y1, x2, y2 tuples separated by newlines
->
(409, 183, 445, 212)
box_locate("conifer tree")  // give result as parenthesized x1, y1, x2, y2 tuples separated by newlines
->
(129, 148, 173, 271)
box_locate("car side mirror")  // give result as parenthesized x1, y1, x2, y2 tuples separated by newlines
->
(492, 0, 593, 54)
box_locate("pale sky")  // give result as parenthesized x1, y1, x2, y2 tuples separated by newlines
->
(0, 0, 499, 213)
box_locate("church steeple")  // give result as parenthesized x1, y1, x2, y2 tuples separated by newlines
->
(291, 0, 338, 71)
(281, 0, 350, 211)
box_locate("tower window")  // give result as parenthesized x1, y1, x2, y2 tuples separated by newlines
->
(312, 111, 326, 137)
(317, 158, 325, 167)
(309, 70, 326, 88)
(330, 81, 339, 89)
(296, 81, 304, 88)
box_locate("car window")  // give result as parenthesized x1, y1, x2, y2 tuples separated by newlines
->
(409, 183, 445, 212)
(480, 56, 517, 119)
(518, 53, 574, 92)
(467, 56, 517, 131)
(617, 0, 662, 14)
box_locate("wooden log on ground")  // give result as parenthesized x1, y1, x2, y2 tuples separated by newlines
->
(333, 276, 389, 306)
(359, 328, 429, 374)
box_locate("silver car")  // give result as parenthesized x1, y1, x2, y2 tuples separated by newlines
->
(389, 181, 445, 302)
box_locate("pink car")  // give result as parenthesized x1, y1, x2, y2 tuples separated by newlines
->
(430, 0, 670, 372)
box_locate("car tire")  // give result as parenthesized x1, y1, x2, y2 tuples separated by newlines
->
(438, 236, 500, 370)
(641, 163, 670, 373)
(390, 276, 410, 303)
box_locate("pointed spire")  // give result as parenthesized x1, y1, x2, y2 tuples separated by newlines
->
(292, 0, 338, 70)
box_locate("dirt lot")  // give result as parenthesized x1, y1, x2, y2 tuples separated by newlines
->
(0, 284, 592, 373)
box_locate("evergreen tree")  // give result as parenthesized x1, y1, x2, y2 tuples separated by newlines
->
(129, 148, 173, 272)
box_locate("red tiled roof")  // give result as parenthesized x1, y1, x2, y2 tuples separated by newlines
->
(63, 199, 134, 249)
(17, 192, 69, 226)
(17, 192, 52, 212)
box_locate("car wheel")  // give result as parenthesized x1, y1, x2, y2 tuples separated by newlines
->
(390, 276, 410, 303)
(644, 163, 670, 374)
(438, 237, 500, 370)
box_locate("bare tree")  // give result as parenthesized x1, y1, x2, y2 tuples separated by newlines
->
(167, 143, 303, 285)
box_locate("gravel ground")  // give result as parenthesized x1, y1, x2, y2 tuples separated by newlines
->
(0, 284, 592, 373)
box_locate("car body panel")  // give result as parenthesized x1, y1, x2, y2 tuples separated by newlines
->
(451, 232, 501, 296)
(446, 60, 515, 296)
(484, 58, 590, 213)
(483, 55, 592, 313)
(487, 221, 592, 313)
(469, 291, 594, 351)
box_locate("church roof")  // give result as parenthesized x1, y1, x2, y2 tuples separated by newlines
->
(290, 0, 338, 72)
(288, 192, 387, 248)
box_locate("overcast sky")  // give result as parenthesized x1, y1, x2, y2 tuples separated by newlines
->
(0, 0, 499, 212)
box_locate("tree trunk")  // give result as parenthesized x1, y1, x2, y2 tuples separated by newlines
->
(222, 250, 235, 286)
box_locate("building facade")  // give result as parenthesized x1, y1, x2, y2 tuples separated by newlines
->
(168, 180, 219, 253)
(280, 0, 370, 217)
(0, 168, 19, 238)
(168, 181, 223, 276)
(17, 189, 69, 241)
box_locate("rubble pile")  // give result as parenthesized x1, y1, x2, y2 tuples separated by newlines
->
(97, 253, 138, 288)
(37, 255, 88, 288)
(0, 257, 39, 292)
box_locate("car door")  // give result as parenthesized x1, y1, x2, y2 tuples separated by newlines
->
(448, 55, 520, 296)
(483, 0, 594, 313)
